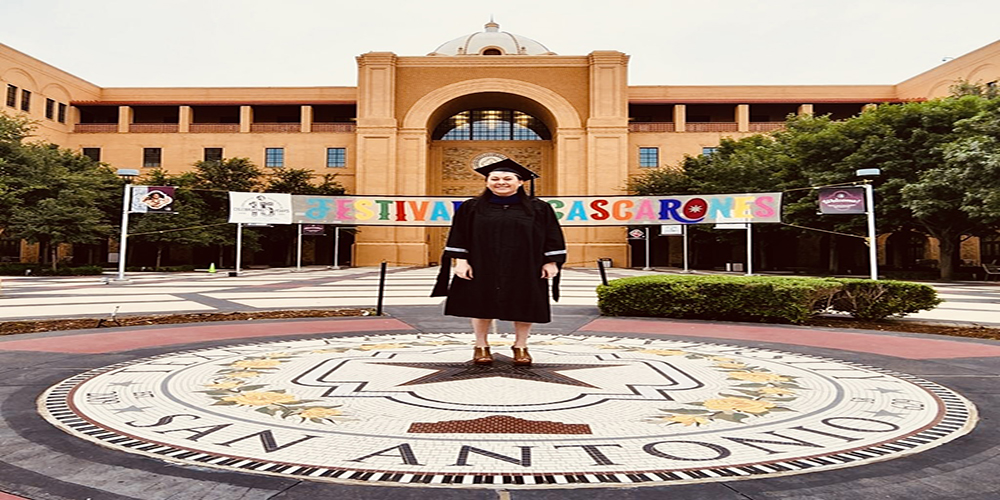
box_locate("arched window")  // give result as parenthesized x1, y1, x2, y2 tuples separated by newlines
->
(433, 109, 550, 140)
(482, 48, 503, 55)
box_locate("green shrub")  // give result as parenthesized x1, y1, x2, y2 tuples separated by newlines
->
(0, 264, 105, 276)
(0, 263, 36, 276)
(597, 275, 842, 324)
(829, 279, 942, 320)
(597, 275, 941, 323)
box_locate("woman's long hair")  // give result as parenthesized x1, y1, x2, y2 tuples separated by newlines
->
(476, 185, 534, 214)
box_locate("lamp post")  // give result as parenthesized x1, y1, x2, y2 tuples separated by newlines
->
(856, 168, 880, 280)
(115, 169, 139, 281)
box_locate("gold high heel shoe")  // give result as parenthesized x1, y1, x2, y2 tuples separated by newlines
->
(473, 346, 493, 365)
(511, 347, 532, 366)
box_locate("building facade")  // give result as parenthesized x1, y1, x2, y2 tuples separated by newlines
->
(3, 22, 1000, 269)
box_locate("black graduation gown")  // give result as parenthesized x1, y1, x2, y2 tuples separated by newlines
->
(431, 197, 567, 323)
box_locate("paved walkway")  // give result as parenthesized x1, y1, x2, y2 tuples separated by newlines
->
(2, 266, 999, 327)
(0, 268, 997, 499)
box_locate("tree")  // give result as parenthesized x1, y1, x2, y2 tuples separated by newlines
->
(795, 97, 995, 279)
(190, 158, 265, 267)
(0, 113, 119, 270)
(627, 94, 1000, 279)
(127, 169, 214, 269)
(260, 168, 347, 266)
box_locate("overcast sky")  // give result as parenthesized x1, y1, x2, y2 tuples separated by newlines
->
(4, 0, 999, 88)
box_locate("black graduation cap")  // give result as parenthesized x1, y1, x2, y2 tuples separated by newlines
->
(474, 158, 539, 196)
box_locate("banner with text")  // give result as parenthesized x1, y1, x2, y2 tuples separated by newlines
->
(229, 192, 293, 224)
(284, 192, 782, 227)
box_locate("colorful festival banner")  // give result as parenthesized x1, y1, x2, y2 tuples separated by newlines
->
(229, 192, 293, 224)
(286, 192, 782, 227)
(130, 186, 175, 213)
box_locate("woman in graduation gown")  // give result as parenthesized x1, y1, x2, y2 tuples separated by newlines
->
(431, 159, 566, 366)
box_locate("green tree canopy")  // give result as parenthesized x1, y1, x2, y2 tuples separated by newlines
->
(628, 92, 1000, 279)
(0, 112, 120, 270)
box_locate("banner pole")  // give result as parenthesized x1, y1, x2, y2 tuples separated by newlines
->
(682, 224, 690, 273)
(865, 183, 878, 280)
(296, 224, 302, 272)
(746, 223, 753, 276)
(643, 227, 652, 271)
(116, 183, 131, 281)
(235, 223, 243, 276)
(332, 226, 340, 270)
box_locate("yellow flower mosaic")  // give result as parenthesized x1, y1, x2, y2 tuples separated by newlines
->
(703, 397, 776, 414)
(728, 371, 791, 383)
(222, 391, 298, 407)
(662, 414, 710, 426)
(231, 359, 282, 369)
(297, 407, 343, 419)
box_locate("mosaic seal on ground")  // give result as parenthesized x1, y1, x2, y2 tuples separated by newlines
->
(39, 332, 977, 487)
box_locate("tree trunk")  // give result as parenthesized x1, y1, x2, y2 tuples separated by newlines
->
(937, 234, 961, 281)
(50, 243, 58, 273)
(156, 246, 163, 269)
(828, 236, 838, 274)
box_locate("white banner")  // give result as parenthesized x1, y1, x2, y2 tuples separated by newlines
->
(228, 192, 293, 224)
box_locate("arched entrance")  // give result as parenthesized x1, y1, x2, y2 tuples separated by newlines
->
(413, 89, 566, 264)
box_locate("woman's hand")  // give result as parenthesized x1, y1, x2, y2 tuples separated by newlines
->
(453, 259, 473, 280)
(541, 262, 559, 279)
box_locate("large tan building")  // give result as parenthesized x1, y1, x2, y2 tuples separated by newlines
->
(3, 22, 1000, 269)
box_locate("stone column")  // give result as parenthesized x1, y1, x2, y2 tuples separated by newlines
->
(673, 104, 686, 132)
(585, 51, 631, 267)
(798, 104, 814, 116)
(240, 106, 252, 133)
(117, 106, 131, 133)
(737, 104, 750, 132)
(301, 105, 312, 133)
(354, 52, 409, 266)
(179, 106, 191, 133)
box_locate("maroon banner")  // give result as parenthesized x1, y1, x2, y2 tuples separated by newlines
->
(130, 186, 175, 213)
(818, 187, 866, 214)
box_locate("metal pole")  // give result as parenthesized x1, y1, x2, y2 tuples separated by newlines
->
(235, 223, 243, 276)
(682, 224, 690, 273)
(643, 227, 651, 270)
(116, 183, 131, 281)
(296, 224, 302, 271)
(376, 260, 387, 316)
(746, 223, 753, 276)
(332, 226, 340, 270)
(598, 259, 608, 286)
(865, 183, 878, 280)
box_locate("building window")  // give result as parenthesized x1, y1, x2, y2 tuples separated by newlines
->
(983, 235, 1000, 264)
(57, 103, 67, 123)
(326, 148, 346, 168)
(433, 109, 550, 141)
(20, 90, 31, 112)
(639, 147, 659, 168)
(143, 148, 162, 168)
(265, 147, 284, 167)
(82, 148, 101, 162)
(5, 85, 16, 108)
(204, 147, 223, 162)
(45, 99, 55, 119)
(702, 147, 718, 156)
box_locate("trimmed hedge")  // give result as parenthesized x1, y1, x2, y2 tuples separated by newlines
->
(597, 275, 941, 323)
(828, 278, 943, 320)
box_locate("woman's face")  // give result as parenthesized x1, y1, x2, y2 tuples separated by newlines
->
(486, 171, 523, 197)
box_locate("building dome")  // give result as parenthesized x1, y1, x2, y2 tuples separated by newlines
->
(430, 20, 555, 56)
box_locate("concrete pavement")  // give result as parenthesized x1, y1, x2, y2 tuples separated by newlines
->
(0, 267, 997, 500)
